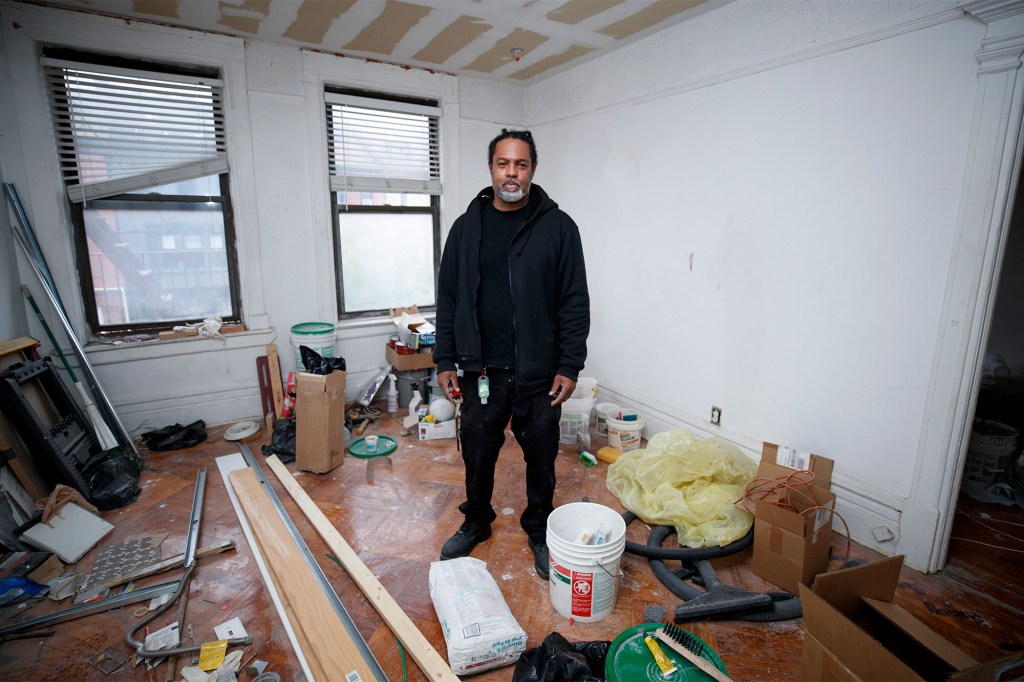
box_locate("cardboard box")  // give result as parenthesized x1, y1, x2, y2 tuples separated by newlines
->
(418, 417, 456, 441)
(385, 342, 435, 371)
(295, 370, 346, 473)
(749, 442, 836, 593)
(799, 555, 980, 681)
(389, 305, 435, 349)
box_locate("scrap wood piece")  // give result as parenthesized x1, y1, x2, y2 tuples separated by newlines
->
(266, 344, 284, 420)
(229, 467, 377, 682)
(265, 454, 459, 682)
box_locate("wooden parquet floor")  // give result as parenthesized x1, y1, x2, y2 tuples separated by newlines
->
(1, 411, 1022, 681)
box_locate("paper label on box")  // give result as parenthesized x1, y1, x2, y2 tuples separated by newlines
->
(812, 507, 831, 533)
(777, 445, 810, 471)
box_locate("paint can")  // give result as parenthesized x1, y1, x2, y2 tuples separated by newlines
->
(607, 412, 644, 451)
(964, 418, 1018, 485)
(593, 402, 620, 435)
(290, 322, 337, 371)
(547, 502, 626, 622)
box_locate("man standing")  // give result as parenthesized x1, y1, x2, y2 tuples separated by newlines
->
(433, 129, 590, 579)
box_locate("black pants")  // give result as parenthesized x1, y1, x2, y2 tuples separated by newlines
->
(457, 368, 561, 544)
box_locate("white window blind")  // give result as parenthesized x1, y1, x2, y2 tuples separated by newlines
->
(42, 57, 227, 203)
(325, 92, 441, 195)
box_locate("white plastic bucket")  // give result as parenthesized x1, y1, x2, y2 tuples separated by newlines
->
(560, 395, 594, 445)
(574, 376, 598, 400)
(546, 502, 626, 622)
(964, 419, 1018, 485)
(593, 402, 620, 436)
(607, 412, 644, 451)
(290, 322, 337, 371)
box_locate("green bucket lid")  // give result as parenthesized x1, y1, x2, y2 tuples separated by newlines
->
(605, 623, 727, 682)
(291, 321, 336, 335)
(349, 436, 397, 458)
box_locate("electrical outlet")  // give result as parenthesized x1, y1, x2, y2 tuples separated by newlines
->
(710, 406, 721, 426)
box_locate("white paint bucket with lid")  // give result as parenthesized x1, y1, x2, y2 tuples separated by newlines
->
(546, 502, 626, 622)
(607, 412, 644, 451)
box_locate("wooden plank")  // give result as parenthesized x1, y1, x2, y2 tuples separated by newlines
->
(0, 337, 40, 359)
(266, 455, 459, 682)
(158, 328, 199, 341)
(0, 422, 49, 501)
(229, 467, 376, 682)
(266, 344, 284, 420)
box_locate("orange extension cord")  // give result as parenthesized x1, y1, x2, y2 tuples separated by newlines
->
(737, 469, 853, 566)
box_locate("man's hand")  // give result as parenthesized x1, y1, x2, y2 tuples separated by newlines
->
(438, 370, 461, 402)
(549, 375, 577, 406)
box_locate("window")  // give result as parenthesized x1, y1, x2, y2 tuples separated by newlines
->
(43, 48, 241, 334)
(325, 89, 441, 318)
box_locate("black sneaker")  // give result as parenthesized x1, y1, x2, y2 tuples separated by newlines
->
(528, 537, 549, 580)
(439, 521, 492, 560)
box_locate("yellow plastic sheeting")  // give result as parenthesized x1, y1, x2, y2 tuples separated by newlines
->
(606, 428, 757, 547)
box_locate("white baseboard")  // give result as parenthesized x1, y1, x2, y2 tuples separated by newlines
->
(597, 381, 925, 570)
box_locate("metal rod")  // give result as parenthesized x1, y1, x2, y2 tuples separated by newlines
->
(237, 443, 388, 681)
(0, 581, 179, 636)
(3, 183, 139, 460)
(183, 468, 206, 567)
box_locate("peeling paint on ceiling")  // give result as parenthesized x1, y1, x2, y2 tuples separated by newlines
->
(34, 0, 721, 84)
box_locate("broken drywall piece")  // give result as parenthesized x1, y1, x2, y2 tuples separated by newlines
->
(20, 503, 114, 563)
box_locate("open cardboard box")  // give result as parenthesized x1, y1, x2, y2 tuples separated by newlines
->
(799, 554, 983, 681)
(295, 370, 346, 474)
(389, 305, 435, 349)
(748, 442, 836, 593)
(385, 342, 435, 372)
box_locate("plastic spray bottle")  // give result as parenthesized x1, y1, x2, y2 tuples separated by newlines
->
(387, 374, 398, 412)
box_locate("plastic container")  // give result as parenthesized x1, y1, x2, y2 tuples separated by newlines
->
(546, 502, 627, 622)
(593, 402, 620, 435)
(396, 368, 429, 407)
(290, 322, 337, 371)
(575, 376, 598, 400)
(607, 412, 645, 452)
(560, 394, 595, 445)
(964, 418, 1019, 485)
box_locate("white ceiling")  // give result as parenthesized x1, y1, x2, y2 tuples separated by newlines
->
(33, 0, 721, 84)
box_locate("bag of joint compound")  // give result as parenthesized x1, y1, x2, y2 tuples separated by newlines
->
(428, 557, 527, 675)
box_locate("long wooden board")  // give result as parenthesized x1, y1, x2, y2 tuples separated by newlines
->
(266, 344, 284, 419)
(265, 455, 458, 682)
(229, 467, 376, 682)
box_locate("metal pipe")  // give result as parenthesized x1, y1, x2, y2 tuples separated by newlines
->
(3, 183, 139, 459)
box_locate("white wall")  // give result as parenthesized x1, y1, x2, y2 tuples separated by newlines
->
(523, 0, 1001, 568)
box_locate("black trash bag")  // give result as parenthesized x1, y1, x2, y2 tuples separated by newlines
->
(140, 420, 208, 451)
(87, 455, 141, 510)
(262, 418, 296, 464)
(512, 632, 610, 682)
(299, 345, 346, 375)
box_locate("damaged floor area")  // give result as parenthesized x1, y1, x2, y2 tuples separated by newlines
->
(0, 415, 1021, 681)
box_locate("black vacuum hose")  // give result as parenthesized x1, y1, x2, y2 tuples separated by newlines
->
(623, 511, 802, 621)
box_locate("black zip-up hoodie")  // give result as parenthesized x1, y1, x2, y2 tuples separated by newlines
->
(434, 184, 590, 396)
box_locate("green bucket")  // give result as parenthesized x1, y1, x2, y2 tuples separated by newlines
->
(290, 322, 337, 371)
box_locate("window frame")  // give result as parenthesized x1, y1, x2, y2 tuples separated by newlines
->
(43, 48, 243, 335)
(69, 174, 243, 334)
(324, 87, 443, 319)
(330, 194, 441, 319)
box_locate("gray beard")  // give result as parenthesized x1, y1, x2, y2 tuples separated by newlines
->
(497, 183, 528, 203)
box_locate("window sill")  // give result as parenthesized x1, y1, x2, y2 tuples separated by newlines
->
(83, 327, 277, 365)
